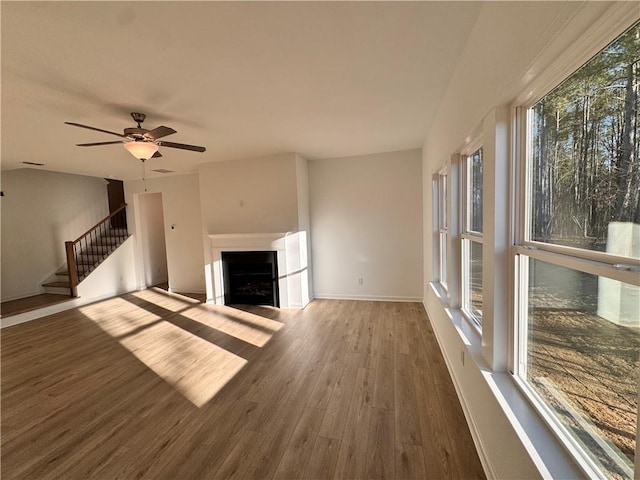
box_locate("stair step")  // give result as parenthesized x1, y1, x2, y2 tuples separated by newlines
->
(76, 258, 103, 266)
(42, 281, 71, 295)
(42, 281, 69, 288)
(91, 237, 122, 246)
(79, 232, 127, 246)
(79, 252, 108, 260)
(56, 268, 89, 276)
(82, 245, 115, 255)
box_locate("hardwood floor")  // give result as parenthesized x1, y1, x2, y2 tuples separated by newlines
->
(1, 288, 486, 479)
(1, 293, 74, 318)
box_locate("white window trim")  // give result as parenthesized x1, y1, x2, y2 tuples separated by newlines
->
(460, 141, 485, 329)
(461, 237, 483, 329)
(432, 174, 440, 284)
(461, 139, 484, 234)
(511, 12, 640, 478)
(434, 168, 449, 291)
(446, 154, 462, 310)
(512, 3, 639, 108)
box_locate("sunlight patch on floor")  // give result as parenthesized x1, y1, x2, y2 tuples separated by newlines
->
(181, 304, 284, 347)
(118, 320, 247, 407)
(131, 287, 201, 312)
(80, 297, 162, 337)
(79, 290, 286, 407)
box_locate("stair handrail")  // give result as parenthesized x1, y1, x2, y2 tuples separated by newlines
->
(65, 203, 128, 297)
(72, 203, 127, 243)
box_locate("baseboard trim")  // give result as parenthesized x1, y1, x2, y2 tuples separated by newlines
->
(1, 297, 81, 329)
(0, 289, 135, 329)
(1, 290, 45, 303)
(313, 293, 422, 302)
(167, 288, 207, 295)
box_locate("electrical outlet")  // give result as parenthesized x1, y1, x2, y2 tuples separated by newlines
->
(461, 349, 465, 366)
(357, 276, 364, 286)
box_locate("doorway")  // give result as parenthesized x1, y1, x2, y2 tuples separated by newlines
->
(137, 192, 169, 288)
(106, 179, 127, 229)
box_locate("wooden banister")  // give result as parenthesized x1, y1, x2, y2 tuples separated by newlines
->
(65, 203, 128, 297)
(65, 241, 79, 298)
(73, 203, 127, 243)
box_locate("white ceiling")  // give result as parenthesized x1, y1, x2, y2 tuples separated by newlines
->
(2, 1, 482, 180)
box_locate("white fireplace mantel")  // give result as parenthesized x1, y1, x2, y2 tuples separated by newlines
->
(204, 232, 310, 309)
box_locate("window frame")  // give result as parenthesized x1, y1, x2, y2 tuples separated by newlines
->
(435, 169, 449, 291)
(511, 20, 640, 478)
(461, 140, 484, 328)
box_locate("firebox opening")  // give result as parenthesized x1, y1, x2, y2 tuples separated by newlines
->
(221, 251, 279, 307)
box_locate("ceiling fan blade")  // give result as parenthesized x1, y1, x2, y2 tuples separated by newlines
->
(76, 141, 123, 147)
(152, 151, 163, 158)
(65, 122, 126, 138)
(158, 141, 206, 153)
(145, 126, 177, 140)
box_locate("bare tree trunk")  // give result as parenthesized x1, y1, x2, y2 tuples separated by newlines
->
(614, 63, 635, 221)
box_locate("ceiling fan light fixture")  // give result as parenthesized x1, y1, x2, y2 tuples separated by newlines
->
(123, 141, 158, 160)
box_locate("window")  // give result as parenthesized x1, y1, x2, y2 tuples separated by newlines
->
(462, 146, 483, 326)
(515, 22, 640, 480)
(436, 171, 448, 289)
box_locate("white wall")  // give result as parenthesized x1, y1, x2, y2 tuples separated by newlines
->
(75, 237, 137, 306)
(137, 193, 168, 287)
(295, 153, 311, 233)
(1, 168, 109, 301)
(198, 153, 301, 234)
(125, 174, 205, 294)
(421, 2, 636, 478)
(310, 149, 422, 301)
(295, 153, 313, 297)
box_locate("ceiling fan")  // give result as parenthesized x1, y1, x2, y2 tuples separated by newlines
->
(65, 112, 206, 160)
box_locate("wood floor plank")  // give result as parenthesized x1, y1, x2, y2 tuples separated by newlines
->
(395, 353, 423, 446)
(413, 365, 460, 479)
(211, 429, 260, 479)
(373, 339, 395, 410)
(1, 292, 485, 480)
(139, 400, 259, 480)
(394, 311, 411, 355)
(306, 346, 348, 410)
(347, 300, 372, 353)
(240, 400, 309, 480)
(365, 407, 396, 479)
(360, 302, 383, 369)
(395, 442, 427, 480)
(318, 352, 362, 439)
(332, 366, 375, 480)
(304, 435, 342, 480)
(245, 337, 307, 403)
(273, 406, 326, 480)
(436, 378, 486, 479)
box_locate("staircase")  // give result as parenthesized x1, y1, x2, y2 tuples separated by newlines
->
(43, 205, 129, 297)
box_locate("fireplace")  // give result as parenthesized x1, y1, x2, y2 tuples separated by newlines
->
(221, 251, 279, 307)
(205, 232, 310, 309)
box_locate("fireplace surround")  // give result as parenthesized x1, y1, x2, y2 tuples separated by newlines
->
(205, 232, 310, 309)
